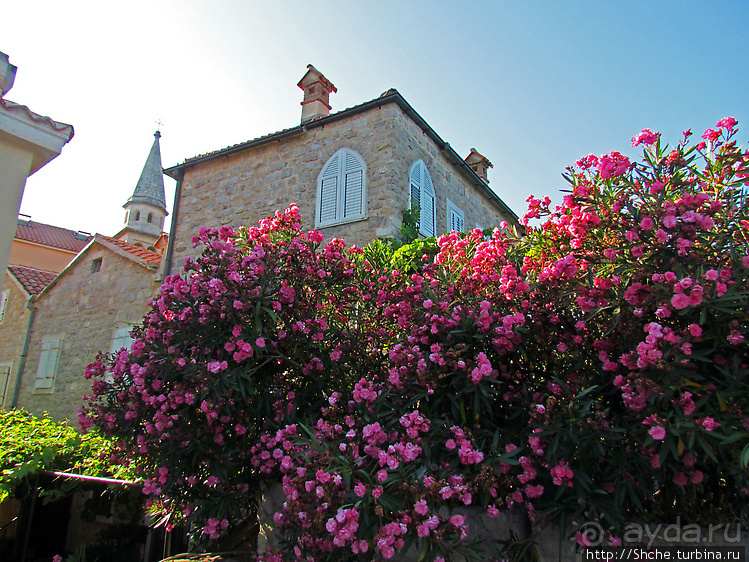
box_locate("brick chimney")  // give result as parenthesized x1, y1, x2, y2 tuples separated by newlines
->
(0, 51, 18, 97)
(298, 64, 337, 123)
(464, 148, 493, 183)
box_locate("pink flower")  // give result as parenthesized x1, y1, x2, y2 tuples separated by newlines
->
(632, 128, 661, 147)
(673, 472, 688, 486)
(699, 417, 720, 432)
(671, 293, 690, 310)
(598, 151, 631, 179)
(449, 514, 466, 527)
(640, 217, 655, 230)
(255, 337, 266, 348)
(728, 331, 744, 345)
(648, 425, 666, 440)
(414, 499, 429, 515)
(702, 128, 720, 142)
(688, 324, 703, 338)
(716, 116, 737, 131)
(308, 230, 324, 244)
(690, 471, 704, 484)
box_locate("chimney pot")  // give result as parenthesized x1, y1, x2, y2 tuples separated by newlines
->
(464, 148, 493, 183)
(297, 64, 337, 123)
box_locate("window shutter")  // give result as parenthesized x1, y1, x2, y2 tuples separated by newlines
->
(420, 165, 436, 237)
(343, 151, 363, 219)
(0, 290, 8, 323)
(410, 165, 421, 212)
(0, 364, 10, 408)
(319, 153, 341, 225)
(447, 199, 465, 234)
(316, 149, 367, 227)
(110, 326, 135, 353)
(35, 338, 61, 389)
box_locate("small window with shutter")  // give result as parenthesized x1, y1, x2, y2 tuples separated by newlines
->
(34, 335, 63, 393)
(316, 148, 367, 228)
(446, 199, 465, 233)
(409, 160, 436, 237)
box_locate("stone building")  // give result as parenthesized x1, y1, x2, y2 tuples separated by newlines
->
(0, 220, 91, 408)
(13, 234, 162, 421)
(6, 133, 168, 423)
(161, 65, 520, 276)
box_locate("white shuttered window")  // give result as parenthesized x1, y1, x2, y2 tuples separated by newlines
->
(316, 148, 367, 228)
(447, 199, 465, 233)
(409, 160, 436, 237)
(34, 336, 63, 391)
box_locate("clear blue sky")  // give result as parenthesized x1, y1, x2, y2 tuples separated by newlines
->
(3, 0, 748, 235)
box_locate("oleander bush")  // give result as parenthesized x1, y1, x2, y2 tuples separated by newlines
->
(81, 118, 749, 560)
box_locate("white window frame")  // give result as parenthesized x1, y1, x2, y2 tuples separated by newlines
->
(0, 289, 9, 324)
(0, 362, 12, 408)
(409, 160, 436, 238)
(315, 148, 367, 228)
(34, 335, 64, 393)
(446, 199, 465, 233)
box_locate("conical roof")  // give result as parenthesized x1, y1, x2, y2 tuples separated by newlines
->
(127, 131, 166, 210)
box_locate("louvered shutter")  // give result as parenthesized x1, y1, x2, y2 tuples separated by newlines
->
(318, 153, 341, 225)
(420, 165, 436, 237)
(447, 201, 464, 233)
(317, 149, 367, 227)
(0, 364, 10, 407)
(410, 165, 421, 213)
(35, 338, 61, 389)
(343, 151, 364, 219)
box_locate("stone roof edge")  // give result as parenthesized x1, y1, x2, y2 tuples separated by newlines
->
(163, 90, 520, 227)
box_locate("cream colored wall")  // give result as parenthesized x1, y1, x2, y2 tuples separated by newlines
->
(8, 239, 77, 273)
(0, 140, 34, 277)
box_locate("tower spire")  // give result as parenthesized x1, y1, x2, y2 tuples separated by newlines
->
(118, 131, 168, 247)
(128, 130, 166, 210)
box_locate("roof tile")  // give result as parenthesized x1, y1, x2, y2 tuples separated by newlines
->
(98, 235, 163, 266)
(15, 219, 91, 253)
(8, 265, 57, 296)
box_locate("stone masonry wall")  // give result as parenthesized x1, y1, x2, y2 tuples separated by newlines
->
(17, 245, 160, 422)
(170, 105, 403, 272)
(390, 106, 515, 234)
(169, 102, 517, 274)
(0, 274, 30, 407)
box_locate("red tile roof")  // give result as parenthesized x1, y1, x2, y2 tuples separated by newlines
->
(98, 235, 162, 266)
(7, 265, 57, 296)
(15, 219, 91, 253)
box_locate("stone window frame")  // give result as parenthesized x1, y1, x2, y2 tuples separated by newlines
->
(446, 198, 465, 233)
(315, 147, 368, 229)
(33, 334, 64, 394)
(409, 160, 436, 238)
